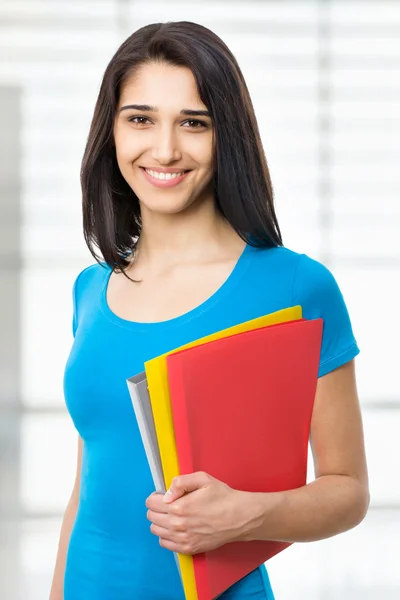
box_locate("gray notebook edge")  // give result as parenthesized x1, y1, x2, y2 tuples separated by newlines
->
(126, 371, 182, 582)
(126, 371, 165, 494)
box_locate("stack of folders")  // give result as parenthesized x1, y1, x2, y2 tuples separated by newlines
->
(126, 306, 323, 600)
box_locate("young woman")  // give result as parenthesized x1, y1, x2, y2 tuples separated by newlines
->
(49, 21, 369, 600)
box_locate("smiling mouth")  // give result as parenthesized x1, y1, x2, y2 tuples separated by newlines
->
(139, 166, 192, 188)
(140, 167, 191, 181)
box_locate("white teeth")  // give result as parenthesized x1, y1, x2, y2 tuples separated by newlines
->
(145, 169, 185, 180)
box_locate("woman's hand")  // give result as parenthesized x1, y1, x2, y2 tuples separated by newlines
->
(145, 472, 251, 555)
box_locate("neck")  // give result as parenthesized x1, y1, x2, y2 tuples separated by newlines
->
(135, 196, 243, 269)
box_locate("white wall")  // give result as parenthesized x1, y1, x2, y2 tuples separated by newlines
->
(0, 1, 399, 598)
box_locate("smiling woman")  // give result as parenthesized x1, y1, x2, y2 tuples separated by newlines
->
(50, 20, 368, 600)
(113, 63, 215, 207)
(79, 21, 282, 274)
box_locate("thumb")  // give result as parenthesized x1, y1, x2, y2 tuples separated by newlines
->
(163, 472, 208, 503)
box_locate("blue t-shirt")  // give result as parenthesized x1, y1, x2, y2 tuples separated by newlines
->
(63, 243, 359, 600)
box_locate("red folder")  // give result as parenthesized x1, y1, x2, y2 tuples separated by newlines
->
(166, 318, 323, 600)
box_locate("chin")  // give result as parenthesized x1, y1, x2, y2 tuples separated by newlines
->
(139, 195, 196, 216)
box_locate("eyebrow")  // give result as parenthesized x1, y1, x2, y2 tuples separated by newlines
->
(119, 104, 211, 118)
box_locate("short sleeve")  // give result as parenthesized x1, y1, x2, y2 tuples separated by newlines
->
(72, 274, 79, 338)
(71, 264, 96, 338)
(292, 254, 360, 377)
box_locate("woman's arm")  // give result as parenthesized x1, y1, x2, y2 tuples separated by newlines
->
(240, 359, 370, 543)
(146, 359, 369, 554)
(49, 436, 83, 600)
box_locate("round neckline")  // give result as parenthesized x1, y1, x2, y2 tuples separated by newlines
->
(100, 242, 254, 332)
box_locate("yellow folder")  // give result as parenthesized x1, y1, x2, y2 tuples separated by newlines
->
(144, 305, 302, 600)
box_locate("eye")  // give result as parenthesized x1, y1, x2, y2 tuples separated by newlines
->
(128, 116, 152, 126)
(183, 120, 207, 129)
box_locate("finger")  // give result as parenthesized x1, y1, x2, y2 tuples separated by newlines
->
(150, 523, 172, 539)
(158, 537, 195, 555)
(150, 523, 190, 548)
(163, 472, 211, 504)
(146, 509, 170, 529)
(146, 492, 169, 513)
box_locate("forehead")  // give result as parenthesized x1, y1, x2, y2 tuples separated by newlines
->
(119, 62, 205, 109)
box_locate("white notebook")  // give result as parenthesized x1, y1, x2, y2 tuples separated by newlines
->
(126, 371, 182, 580)
(126, 371, 165, 493)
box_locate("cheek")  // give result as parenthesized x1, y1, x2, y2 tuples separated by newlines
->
(114, 131, 142, 166)
(196, 136, 214, 170)
(180, 128, 212, 156)
(198, 145, 214, 176)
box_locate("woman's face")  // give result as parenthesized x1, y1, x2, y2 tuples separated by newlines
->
(114, 61, 215, 216)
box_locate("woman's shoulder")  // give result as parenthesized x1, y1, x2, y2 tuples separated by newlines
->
(72, 260, 111, 301)
(250, 244, 333, 287)
(262, 246, 359, 376)
(250, 244, 346, 314)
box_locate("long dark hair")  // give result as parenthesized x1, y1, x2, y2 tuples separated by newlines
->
(81, 21, 283, 272)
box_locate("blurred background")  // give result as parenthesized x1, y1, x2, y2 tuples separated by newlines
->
(1, 0, 399, 598)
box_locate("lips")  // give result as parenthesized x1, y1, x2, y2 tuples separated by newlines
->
(144, 168, 186, 180)
(140, 166, 191, 188)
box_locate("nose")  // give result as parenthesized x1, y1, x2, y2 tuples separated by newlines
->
(151, 126, 182, 164)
